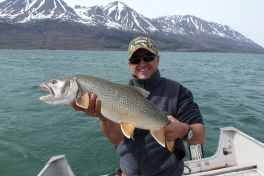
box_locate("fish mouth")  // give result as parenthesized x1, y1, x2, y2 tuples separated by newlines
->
(40, 84, 55, 100)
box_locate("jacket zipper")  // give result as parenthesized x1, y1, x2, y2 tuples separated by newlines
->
(137, 81, 145, 175)
(137, 129, 143, 175)
(172, 148, 178, 164)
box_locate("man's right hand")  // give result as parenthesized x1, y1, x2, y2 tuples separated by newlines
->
(71, 92, 124, 145)
(71, 93, 103, 118)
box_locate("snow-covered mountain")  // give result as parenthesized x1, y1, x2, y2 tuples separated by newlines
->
(73, 2, 254, 44)
(152, 15, 253, 44)
(0, 0, 253, 44)
(74, 1, 158, 33)
(0, 0, 262, 51)
(0, 0, 83, 23)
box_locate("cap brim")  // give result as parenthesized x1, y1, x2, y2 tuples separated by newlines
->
(129, 46, 157, 58)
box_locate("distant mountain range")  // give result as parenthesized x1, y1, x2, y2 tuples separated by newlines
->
(0, 0, 263, 53)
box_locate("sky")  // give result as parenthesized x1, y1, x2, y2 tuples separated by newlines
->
(64, 0, 264, 48)
(0, 0, 263, 47)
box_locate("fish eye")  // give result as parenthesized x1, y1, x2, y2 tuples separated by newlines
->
(52, 80, 57, 84)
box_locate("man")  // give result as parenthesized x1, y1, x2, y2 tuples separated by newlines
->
(72, 36, 206, 175)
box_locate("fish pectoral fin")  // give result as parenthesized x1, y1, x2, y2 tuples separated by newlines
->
(150, 128, 166, 147)
(75, 92, 89, 109)
(120, 122, 136, 139)
(166, 141, 174, 152)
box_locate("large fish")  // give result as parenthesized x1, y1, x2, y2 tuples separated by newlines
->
(40, 74, 174, 151)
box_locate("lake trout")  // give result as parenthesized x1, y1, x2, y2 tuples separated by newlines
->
(40, 74, 174, 151)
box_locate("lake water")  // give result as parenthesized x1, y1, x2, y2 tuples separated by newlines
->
(0, 50, 263, 176)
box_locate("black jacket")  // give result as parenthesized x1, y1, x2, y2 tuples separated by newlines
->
(116, 70, 203, 175)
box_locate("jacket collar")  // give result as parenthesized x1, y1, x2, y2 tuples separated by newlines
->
(130, 70, 161, 90)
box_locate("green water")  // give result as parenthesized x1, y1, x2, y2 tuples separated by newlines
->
(0, 50, 263, 176)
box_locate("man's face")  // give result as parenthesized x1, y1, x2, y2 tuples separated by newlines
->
(128, 48, 159, 79)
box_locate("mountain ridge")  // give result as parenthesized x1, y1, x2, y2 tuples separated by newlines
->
(0, 0, 263, 53)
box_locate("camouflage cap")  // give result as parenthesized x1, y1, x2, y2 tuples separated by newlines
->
(128, 36, 158, 58)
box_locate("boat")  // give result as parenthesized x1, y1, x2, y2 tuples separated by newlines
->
(38, 127, 264, 176)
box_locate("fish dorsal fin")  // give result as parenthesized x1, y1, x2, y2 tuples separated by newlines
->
(129, 86, 149, 98)
(166, 141, 174, 152)
(149, 128, 166, 148)
(75, 92, 89, 109)
(163, 111, 169, 116)
(120, 122, 136, 139)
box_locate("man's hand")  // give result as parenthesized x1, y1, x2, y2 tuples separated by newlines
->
(165, 115, 206, 144)
(71, 93, 103, 118)
(71, 92, 124, 145)
(165, 115, 189, 142)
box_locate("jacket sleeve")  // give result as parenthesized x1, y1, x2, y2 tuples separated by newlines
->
(176, 85, 204, 124)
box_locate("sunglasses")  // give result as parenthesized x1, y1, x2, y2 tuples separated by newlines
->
(129, 54, 157, 64)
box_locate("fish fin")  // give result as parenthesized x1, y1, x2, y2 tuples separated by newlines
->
(129, 86, 149, 98)
(120, 122, 136, 139)
(149, 128, 166, 147)
(75, 92, 89, 109)
(163, 111, 169, 116)
(166, 141, 174, 152)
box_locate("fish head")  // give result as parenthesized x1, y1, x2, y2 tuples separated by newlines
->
(40, 77, 78, 105)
